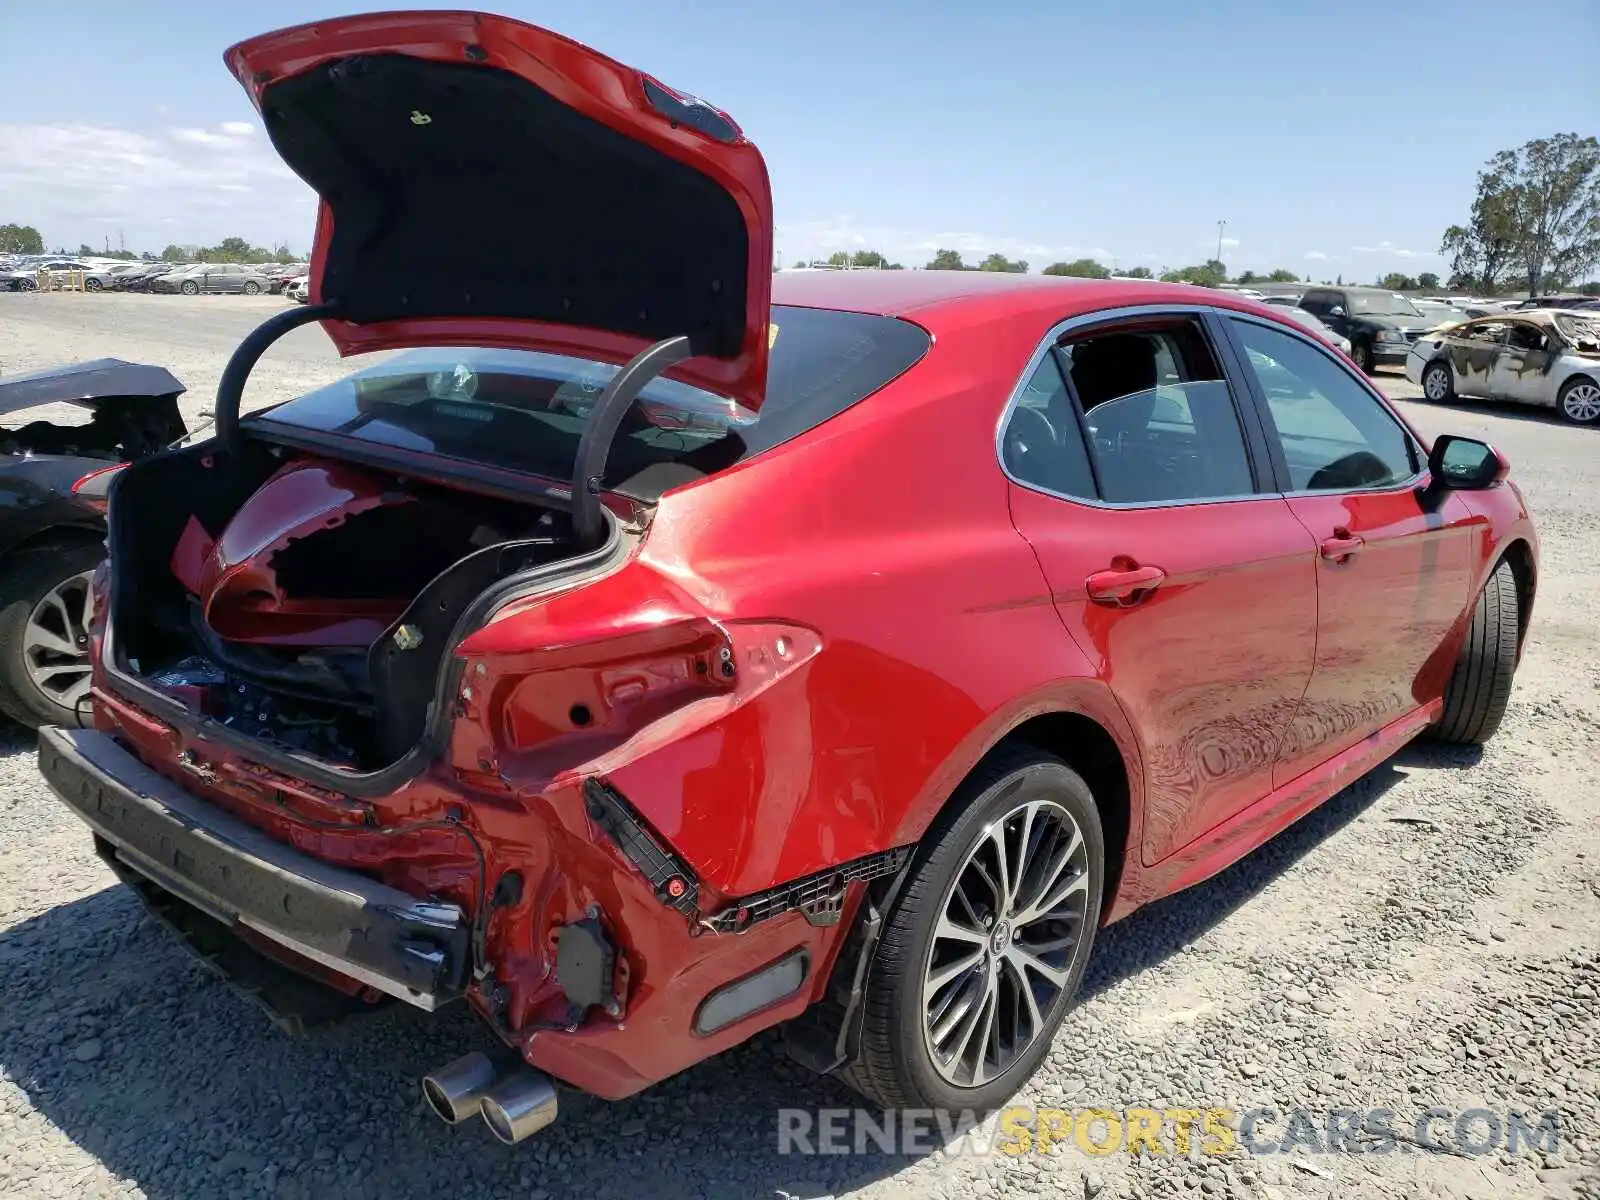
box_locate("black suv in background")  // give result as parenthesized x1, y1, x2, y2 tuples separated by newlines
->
(1297, 287, 1432, 374)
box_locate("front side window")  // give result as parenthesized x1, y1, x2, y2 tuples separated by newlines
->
(1231, 319, 1418, 492)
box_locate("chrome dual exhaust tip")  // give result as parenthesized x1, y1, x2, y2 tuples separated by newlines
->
(422, 1051, 498, 1124)
(422, 1051, 560, 1143)
(480, 1072, 560, 1145)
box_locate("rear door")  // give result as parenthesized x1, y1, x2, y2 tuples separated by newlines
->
(1222, 314, 1479, 785)
(1002, 309, 1320, 864)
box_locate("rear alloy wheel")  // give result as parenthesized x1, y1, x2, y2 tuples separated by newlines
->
(0, 539, 104, 728)
(180, 279, 199, 296)
(85, 277, 103, 292)
(1422, 361, 1455, 403)
(1432, 558, 1519, 745)
(17, 276, 36, 292)
(243, 280, 261, 295)
(1558, 376, 1600, 425)
(839, 746, 1104, 1111)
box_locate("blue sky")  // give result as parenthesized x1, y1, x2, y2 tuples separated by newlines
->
(3, 0, 1596, 279)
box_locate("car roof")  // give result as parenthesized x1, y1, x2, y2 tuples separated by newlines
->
(769, 270, 1230, 331)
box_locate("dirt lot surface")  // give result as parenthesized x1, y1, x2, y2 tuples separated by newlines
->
(1, 292, 1596, 1200)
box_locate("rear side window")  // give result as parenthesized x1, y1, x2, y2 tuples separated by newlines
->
(1002, 318, 1257, 505)
(247, 305, 930, 492)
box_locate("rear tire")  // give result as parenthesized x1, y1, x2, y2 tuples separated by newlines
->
(180, 279, 199, 296)
(0, 538, 104, 729)
(243, 280, 261, 296)
(838, 745, 1104, 1112)
(1422, 361, 1455, 404)
(1432, 558, 1519, 745)
(1558, 375, 1600, 425)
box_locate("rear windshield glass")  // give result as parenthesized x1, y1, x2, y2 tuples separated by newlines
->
(248, 305, 930, 490)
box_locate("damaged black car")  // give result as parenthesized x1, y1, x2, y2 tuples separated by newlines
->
(0, 359, 188, 726)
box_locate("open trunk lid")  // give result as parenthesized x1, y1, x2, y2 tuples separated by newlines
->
(226, 10, 774, 411)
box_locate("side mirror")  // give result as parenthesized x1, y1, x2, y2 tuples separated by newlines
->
(1328, 305, 1345, 318)
(1428, 434, 1507, 490)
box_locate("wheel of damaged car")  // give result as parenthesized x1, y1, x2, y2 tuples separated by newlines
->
(243, 280, 261, 295)
(1422, 361, 1455, 404)
(180, 279, 199, 296)
(839, 745, 1104, 1111)
(0, 538, 104, 729)
(1558, 376, 1600, 425)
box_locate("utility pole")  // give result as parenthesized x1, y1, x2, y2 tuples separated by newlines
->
(1216, 220, 1227, 264)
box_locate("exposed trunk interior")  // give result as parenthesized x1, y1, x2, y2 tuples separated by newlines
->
(109, 438, 582, 770)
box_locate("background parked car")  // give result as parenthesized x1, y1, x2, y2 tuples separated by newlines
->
(1412, 298, 1471, 329)
(285, 276, 311, 303)
(148, 263, 273, 295)
(1276, 305, 1352, 355)
(1297, 286, 1433, 373)
(0, 359, 188, 726)
(1406, 309, 1600, 424)
(119, 264, 174, 292)
(268, 264, 310, 294)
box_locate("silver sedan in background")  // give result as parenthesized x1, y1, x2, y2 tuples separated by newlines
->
(1406, 309, 1600, 425)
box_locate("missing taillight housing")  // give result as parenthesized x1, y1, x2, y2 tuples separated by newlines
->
(456, 618, 822, 761)
(71, 463, 124, 515)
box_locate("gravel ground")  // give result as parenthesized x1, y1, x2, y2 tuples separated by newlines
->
(1, 292, 1596, 1200)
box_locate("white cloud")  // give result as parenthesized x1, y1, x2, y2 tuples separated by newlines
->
(0, 121, 314, 251)
(1304, 250, 1329, 261)
(1218, 236, 1241, 249)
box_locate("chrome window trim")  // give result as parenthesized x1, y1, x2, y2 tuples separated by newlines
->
(992, 303, 1275, 512)
(1224, 310, 1428, 496)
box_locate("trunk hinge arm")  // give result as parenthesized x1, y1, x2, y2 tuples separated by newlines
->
(215, 302, 340, 454)
(570, 335, 695, 549)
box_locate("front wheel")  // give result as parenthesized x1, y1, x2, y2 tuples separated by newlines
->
(1422, 361, 1455, 403)
(1354, 340, 1377, 375)
(1558, 375, 1600, 425)
(839, 746, 1104, 1111)
(1432, 558, 1519, 745)
(0, 539, 104, 728)
(180, 279, 199, 296)
(85, 277, 103, 292)
(243, 280, 261, 295)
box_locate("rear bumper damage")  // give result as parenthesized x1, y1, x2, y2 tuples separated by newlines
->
(38, 726, 469, 1010)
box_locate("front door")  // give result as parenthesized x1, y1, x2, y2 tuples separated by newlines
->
(1443, 319, 1506, 397)
(1489, 321, 1555, 402)
(1225, 316, 1479, 784)
(1001, 313, 1319, 864)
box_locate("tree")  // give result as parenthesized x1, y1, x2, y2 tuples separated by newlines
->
(1160, 260, 1227, 287)
(1440, 134, 1600, 295)
(1417, 272, 1440, 290)
(1235, 270, 1261, 284)
(1378, 273, 1420, 291)
(76, 243, 95, 258)
(925, 248, 969, 271)
(1042, 258, 1109, 278)
(161, 245, 189, 262)
(1494, 134, 1600, 294)
(0, 223, 44, 254)
(1267, 268, 1300, 283)
(978, 253, 1027, 273)
(1123, 266, 1154, 279)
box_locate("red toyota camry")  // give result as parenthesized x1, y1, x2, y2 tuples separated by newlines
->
(40, 11, 1538, 1141)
